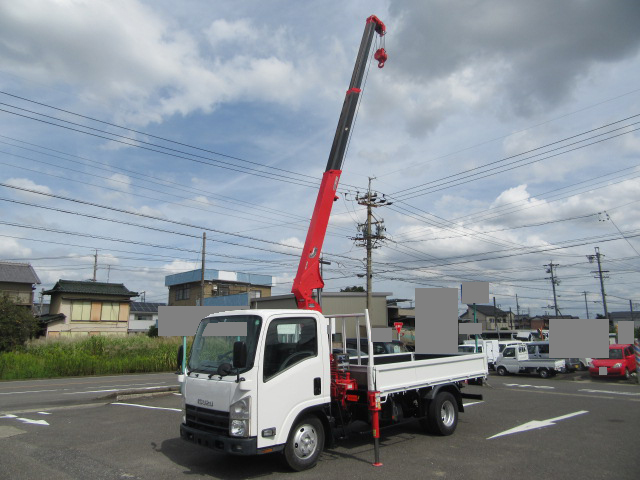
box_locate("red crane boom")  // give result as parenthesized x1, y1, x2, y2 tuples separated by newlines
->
(292, 15, 387, 311)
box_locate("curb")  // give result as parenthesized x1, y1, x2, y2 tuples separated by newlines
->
(101, 385, 181, 402)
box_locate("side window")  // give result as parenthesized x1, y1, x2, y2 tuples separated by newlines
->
(373, 344, 387, 355)
(625, 347, 632, 357)
(528, 345, 536, 355)
(503, 347, 515, 358)
(539, 344, 549, 354)
(263, 317, 317, 381)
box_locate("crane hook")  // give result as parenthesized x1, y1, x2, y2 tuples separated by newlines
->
(374, 48, 387, 68)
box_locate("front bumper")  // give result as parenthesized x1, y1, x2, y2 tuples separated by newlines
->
(589, 366, 625, 377)
(180, 423, 259, 455)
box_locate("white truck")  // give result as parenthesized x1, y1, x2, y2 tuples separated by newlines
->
(495, 343, 565, 378)
(179, 309, 487, 471)
(459, 339, 499, 369)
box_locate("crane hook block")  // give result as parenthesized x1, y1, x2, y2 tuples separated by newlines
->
(374, 48, 388, 68)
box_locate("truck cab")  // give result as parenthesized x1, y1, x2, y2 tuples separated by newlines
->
(181, 310, 331, 462)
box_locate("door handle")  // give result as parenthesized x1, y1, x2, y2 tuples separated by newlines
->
(314, 377, 321, 395)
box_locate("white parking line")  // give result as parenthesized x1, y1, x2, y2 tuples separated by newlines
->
(463, 401, 484, 407)
(112, 403, 181, 412)
(504, 384, 555, 389)
(578, 389, 640, 396)
(0, 389, 61, 395)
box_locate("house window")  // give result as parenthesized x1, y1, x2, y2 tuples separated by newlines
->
(135, 314, 152, 321)
(101, 302, 120, 321)
(219, 285, 229, 296)
(71, 301, 91, 321)
(250, 290, 261, 299)
(175, 286, 190, 301)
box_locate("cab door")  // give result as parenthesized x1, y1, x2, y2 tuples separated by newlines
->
(256, 314, 328, 449)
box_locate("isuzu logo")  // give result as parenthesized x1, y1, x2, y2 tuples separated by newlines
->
(197, 398, 214, 407)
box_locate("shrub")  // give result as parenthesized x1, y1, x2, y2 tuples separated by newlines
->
(0, 294, 39, 353)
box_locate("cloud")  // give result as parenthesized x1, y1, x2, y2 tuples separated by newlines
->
(0, 0, 318, 126)
(386, 0, 640, 134)
(4, 177, 52, 199)
(0, 237, 32, 258)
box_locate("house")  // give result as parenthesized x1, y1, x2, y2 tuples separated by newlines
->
(165, 269, 272, 306)
(204, 291, 391, 340)
(459, 304, 515, 330)
(610, 311, 640, 329)
(128, 302, 165, 334)
(42, 280, 138, 337)
(529, 315, 577, 330)
(0, 262, 41, 308)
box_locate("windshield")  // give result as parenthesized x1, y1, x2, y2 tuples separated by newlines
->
(608, 348, 623, 359)
(188, 314, 262, 374)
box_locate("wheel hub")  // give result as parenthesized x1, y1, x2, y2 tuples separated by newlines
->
(441, 401, 455, 427)
(293, 425, 317, 459)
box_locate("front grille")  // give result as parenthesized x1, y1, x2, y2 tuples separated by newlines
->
(185, 404, 229, 436)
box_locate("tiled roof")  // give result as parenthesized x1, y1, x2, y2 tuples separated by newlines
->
(0, 262, 41, 284)
(43, 280, 138, 297)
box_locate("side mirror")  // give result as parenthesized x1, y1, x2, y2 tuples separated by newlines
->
(233, 341, 247, 369)
(177, 344, 184, 371)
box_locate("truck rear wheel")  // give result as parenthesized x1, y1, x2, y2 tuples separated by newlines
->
(538, 368, 550, 379)
(422, 392, 458, 436)
(283, 415, 324, 472)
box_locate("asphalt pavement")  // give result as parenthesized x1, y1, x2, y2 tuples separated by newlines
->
(0, 371, 638, 479)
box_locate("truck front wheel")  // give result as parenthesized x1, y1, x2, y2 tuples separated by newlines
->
(423, 392, 458, 436)
(496, 366, 507, 376)
(283, 415, 324, 471)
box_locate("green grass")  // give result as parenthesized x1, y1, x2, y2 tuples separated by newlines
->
(0, 335, 191, 380)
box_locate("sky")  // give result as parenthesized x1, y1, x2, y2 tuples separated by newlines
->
(0, 0, 639, 317)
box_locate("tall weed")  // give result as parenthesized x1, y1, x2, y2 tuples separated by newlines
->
(0, 335, 191, 380)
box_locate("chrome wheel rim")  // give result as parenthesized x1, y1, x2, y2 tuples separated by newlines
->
(441, 401, 455, 427)
(293, 424, 317, 459)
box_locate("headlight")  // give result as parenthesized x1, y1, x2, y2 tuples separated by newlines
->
(229, 397, 251, 437)
(613, 363, 622, 368)
(230, 419, 249, 437)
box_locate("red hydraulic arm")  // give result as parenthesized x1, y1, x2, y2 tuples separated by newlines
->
(292, 15, 387, 311)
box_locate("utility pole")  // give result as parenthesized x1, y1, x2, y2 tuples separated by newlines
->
(493, 296, 498, 334)
(353, 177, 391, 311)
(516, 293, 520, 329)
(587, 247, 609, 321)
(583, 291, 590, 319)
(318, 257, 331, 310)
(200, 232, 206, 306)
(544, 262, 560, 316)
(92, 249, 98, 282)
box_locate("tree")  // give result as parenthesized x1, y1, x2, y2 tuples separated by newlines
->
(0, 294, 39, 352)
(340, 286, 365, 292)
(147, 324, 159, 337)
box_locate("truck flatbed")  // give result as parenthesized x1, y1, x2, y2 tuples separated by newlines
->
(348, 352, 487, 395)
